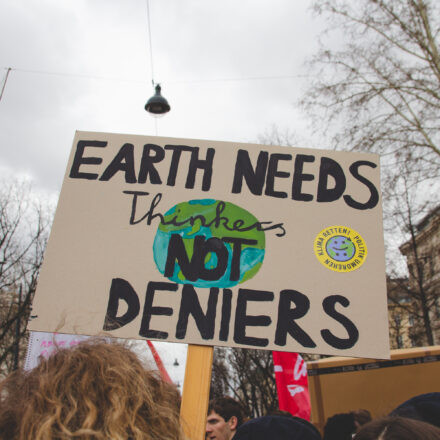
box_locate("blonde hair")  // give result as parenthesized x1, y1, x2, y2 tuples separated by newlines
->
(0, 340, 183, 440)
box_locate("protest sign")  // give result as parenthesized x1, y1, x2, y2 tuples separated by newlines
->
(25, 331, 173, 384)
(29, 131, 389, 358)
(24, 331, 90, 370)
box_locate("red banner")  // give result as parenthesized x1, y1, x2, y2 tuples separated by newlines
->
(272, 351, 311, 420)
(146, 340, 173, 384)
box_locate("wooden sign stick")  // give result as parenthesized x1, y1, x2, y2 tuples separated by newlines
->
(180, 344, 214, 440)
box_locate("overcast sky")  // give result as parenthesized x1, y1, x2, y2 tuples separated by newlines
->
(0, 0, 327, 385)
(0, 0, 324, 195)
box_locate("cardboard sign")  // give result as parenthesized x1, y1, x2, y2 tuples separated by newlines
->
(29, 131, 389, 358)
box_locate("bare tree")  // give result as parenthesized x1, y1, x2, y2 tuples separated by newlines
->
(210, 347, 278, 418)
(256, 125, 297, 148)
(300, 0, 440, 346)
(0, 179, 52, 377)
(210, 346, 321, 418)
(301, 0, 440, 180)
(387, 276, 426, 348)
(383, 164, 439, 346)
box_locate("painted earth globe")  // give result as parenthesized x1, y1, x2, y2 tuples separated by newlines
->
(153, 199, 265, 288)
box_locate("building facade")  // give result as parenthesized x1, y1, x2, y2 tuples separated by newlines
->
(399, 205, 440, 346)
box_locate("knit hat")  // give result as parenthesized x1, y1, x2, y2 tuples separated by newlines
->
(234, 415, 321, 440)
(390, 392, 440, 428)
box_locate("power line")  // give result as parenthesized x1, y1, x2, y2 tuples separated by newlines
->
(145, 0, 157, 135)
(0, 67, 12, 102)
(1, 66, 311, 86)
(146, 0, 155, 86)
(167, 74, 312, 84)
(8, 67, 147, 84)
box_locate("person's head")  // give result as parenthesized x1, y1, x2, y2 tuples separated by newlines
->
(265, 409, 295, 418)
(323, 413, 356, 440)
(354, 416, 440, 440)
(206, 397, 245, 440)
(352, 409, 372, 430)
(0, 339, 182, 440)
(390, 392, 440, 428)
(233, 415, 321, 440)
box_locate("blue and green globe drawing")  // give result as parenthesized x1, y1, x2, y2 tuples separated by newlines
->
(325, 235, 356, 262)
(153, 199, 265, 288)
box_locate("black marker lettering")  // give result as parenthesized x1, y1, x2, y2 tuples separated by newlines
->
(164, 235, 228, 282)
(139, 282, 177, 339)
(292, 154, 315, 202)
(186, 147, 215, 191)
(175, 285, 218, 340)
(321, 295, 359, 349)
(219, 289, 232, 341)
(317, 157, 346, 202)
(275, 289, 316, 348)
(343, 161, 379, 210)
(164, 145, 194, 187)
(99, 143, 136, 183)
(69, 140, 107, 180)
(265, 153, 292, 199)
(234, 289, 273, 347)
(138, 144, 164, 184)
(123, 191, 164, 225)
(103, 278, 140, 331)
(222, 237, 258, 281)
(232, 150, 269, 195)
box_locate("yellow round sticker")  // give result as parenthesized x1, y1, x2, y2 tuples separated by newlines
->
(314, 226, 367, 273)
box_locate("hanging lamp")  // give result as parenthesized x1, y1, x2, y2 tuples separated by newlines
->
(145, 83, 170, 116)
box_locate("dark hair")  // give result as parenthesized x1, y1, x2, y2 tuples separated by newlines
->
(208, 397, 245, 427)
(265, 409, 295, 418)
(323, 413, 356, 440)
(354, 416, 440, 440)
(352, 409, 372, 427)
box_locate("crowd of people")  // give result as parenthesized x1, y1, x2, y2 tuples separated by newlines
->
(207, 395, 440, 440)
(0, 340, 439, 439)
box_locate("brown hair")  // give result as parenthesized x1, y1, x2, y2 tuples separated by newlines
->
(354, 416, 440, 440)
(352, 409, 372, 427)
(208, 397, 245, 427)
(0, 340, 183, 440)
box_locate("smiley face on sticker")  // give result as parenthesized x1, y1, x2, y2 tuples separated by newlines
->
(325, 235, 356, 262)
(314, 226, 367, 272)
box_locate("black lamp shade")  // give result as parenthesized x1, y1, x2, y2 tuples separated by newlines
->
(145, 84, 170, 115)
